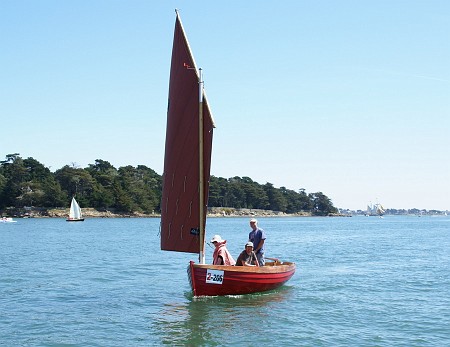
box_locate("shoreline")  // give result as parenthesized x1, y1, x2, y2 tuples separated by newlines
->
(1, 207, 347, 218)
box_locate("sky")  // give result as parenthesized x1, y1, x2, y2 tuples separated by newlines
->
(1, 1, 449, 211)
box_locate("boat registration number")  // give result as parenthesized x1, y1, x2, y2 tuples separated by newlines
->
(205, 269, 224, 285)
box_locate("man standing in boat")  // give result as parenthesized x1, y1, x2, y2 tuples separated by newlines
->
(248, 218, 266, 266)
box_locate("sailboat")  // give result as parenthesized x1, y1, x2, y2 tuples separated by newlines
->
(66, 197, 84, 222)
(365, 202, 385, 216)
(160, 11, 295, 297)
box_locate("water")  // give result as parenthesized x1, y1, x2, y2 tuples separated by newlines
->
(1, 216, 449, 346)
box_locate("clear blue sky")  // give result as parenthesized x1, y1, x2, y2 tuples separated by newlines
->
(1, 1, 449, 211)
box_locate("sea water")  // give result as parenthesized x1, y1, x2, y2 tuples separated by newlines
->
(1, 216, 449, 346)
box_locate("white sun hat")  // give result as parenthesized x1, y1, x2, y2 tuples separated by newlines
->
(210, 235, 223, 243)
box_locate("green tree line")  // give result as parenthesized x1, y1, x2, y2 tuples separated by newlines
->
(0, 154, 337, 215)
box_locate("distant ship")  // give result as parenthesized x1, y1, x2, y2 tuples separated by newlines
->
(365, 202, 385, 216)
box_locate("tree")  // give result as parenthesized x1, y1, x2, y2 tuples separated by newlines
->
(21, 157, 67, 207)
(54, 165, 96, 206)
(309, 192, 338, 216)
(85, 159, 117, 208)
(263, 182, 288, 212)
(0, 154, 28, 207)
(40, 177, 67, 207)
(209, 176, 232, 207)
(1, 153, 338, 215)
(279, 187, 312, 213)
(115, 165, 161, 213)
(0, 173, 6, 204)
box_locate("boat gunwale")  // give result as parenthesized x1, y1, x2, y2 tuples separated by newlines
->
(191, 261, 296, 274)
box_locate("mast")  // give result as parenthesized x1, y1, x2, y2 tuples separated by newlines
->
(199, 68, 205, 264)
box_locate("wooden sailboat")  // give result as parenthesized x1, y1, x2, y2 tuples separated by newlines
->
(66, 197, 84, 222)
(160, 11, 295, 297)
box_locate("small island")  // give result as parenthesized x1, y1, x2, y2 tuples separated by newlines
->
(1, 153, 337, 218)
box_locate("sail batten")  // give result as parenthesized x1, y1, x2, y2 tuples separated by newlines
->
(160, 12, 214, 254)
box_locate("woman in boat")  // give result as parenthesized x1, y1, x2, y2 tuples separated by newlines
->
(235, 242, 259, 267)
(211, 235, 236, 266)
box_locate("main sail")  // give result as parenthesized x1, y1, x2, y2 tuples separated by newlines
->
(70, 197, 82, 219)
(160, 12, 215, 254)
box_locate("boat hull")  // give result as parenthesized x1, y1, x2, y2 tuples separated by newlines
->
(66, 218, 85, 222)
(187, 260, 296, 296)
(0, 219, 17, 223)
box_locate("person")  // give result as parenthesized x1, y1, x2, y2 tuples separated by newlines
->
(211, 235, 236, 266)
(235, 242, 259, 266)
(248, 218, 266, 266)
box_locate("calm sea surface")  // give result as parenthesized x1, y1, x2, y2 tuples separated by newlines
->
(1, 216, 449, 346)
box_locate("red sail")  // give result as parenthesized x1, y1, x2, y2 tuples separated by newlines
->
(160, 13, 215, 253)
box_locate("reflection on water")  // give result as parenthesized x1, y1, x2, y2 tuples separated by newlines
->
(151, 286, 294, 345)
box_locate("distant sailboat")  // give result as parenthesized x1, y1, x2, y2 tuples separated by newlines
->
(66, 197, 84, 222)
(160, 11, 295, 296)
(365, 202, 385, 216)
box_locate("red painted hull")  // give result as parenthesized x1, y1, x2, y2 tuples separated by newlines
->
(187, 261, 296, 296)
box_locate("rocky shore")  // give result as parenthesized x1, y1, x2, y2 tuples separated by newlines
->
(2, 207, 158, 219)
(208, 207, 313, 217)
(1, 206, 322, 218)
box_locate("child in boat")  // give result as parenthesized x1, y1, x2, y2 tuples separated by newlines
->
(211, 235, 236, 266)
(235, 242, 259, 267)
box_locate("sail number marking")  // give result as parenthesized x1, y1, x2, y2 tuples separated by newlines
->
(206, 269, 224, 285)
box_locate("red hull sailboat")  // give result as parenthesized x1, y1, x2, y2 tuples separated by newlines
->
(160, 11, 295, 297)
(188, 261, 296, 297)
